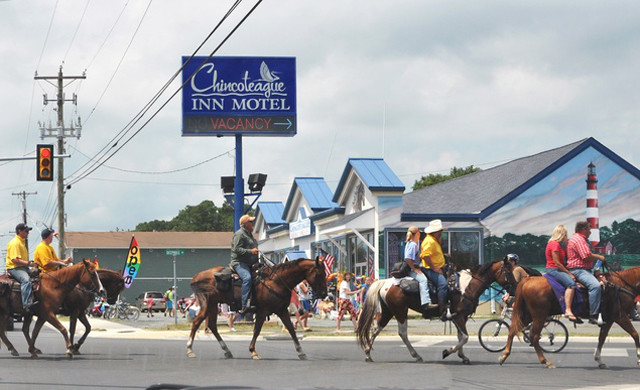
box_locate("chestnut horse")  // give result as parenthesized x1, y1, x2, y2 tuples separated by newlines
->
(186, 258, 327, 360)
(66, 269, 125, 354)
(499, 267, 640, 368)
(357, 258, 516, 363)
(0, 259, 104, 358)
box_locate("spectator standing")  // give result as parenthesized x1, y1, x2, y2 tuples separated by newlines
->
(296, 280, 312, 331)
(336, 272, 358, 332)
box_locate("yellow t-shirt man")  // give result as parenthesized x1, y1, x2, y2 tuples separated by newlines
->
(420, 234, 446, 269)
(5, 235, 28, 271)
(34, 242, 60, 273)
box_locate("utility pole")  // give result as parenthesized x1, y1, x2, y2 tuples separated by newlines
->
(12, 191, 37, 254)
(35, 66, 85, 258)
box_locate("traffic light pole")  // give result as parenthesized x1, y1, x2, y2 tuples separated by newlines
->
(233, 135, 244, 232)
(35, 67, 85, 258)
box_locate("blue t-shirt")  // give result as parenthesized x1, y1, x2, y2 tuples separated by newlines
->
(404, 241, 420, 266)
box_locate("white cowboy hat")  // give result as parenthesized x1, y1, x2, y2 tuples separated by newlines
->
(424, 219, 444, 234)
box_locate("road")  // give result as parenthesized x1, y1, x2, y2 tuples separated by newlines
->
(0, 321, 638, 390)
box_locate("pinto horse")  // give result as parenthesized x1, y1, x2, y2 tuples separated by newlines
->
(499, 267, 640, 369)
(66, 269, 125, 354)
(0, 259, 104, 358)
(187, 258, 327, 360)
(357, 258, 516, 363)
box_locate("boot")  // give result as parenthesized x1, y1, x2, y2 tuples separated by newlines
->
(420, 303, 438, 319)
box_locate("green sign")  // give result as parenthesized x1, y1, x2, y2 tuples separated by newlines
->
(165, 250, 184, 256)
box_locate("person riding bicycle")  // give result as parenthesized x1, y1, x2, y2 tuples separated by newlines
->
(230, 214, 259, 315)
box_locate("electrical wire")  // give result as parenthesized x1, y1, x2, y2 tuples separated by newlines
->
(62, 0, 92, 65)
(65, 0, 254, 187)
(85, 0, 129, 72)
(36, 0, 59, 72)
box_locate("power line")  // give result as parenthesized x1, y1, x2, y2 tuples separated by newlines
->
(36, 0, 59, 72)
(85, 0, 129, 71)
(66, 0, 258, 187)
(62, 0, 92, 65)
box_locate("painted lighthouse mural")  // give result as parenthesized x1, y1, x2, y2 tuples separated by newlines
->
(586, 162, 600, 247)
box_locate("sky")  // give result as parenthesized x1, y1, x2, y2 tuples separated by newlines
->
(1, 0, 639, 250)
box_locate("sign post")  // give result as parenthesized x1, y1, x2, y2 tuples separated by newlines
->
(165, 249, 184, 326)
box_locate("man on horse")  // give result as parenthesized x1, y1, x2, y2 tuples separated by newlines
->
(34, 228, 72, 273)
(230, 214, 259, 315)
(420, 219, 454, 321)
(5, 223, 38, 313)
(566, 220, 606, 325)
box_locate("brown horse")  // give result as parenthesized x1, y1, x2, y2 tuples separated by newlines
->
(357, 258, 516, 363)
(499, 267, 640, 368)
(66, 269, 125, 354)
(186, 258, 327, 360)
(0, 259, 104, 358)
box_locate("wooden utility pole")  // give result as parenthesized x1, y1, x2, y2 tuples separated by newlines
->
(11, 191, 37, 253)
(35, 66, 85, 258)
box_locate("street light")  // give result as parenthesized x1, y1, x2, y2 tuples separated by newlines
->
(221, 176, 235, 193)
(248, 173, 267, 193)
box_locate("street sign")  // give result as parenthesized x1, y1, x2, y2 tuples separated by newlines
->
(165, 250, 184, 256)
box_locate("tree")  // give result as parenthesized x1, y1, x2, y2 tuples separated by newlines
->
(412, 165, 481, 191)
(135, 200, 234, 232)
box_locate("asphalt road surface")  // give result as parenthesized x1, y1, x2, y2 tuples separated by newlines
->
(1, 325, 639, 390)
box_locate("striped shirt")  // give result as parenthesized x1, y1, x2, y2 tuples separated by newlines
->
(566, 232, 593, 269)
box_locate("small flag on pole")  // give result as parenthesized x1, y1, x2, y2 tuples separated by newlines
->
(122, 236, 141, 289)
(321, 249, 335, 275)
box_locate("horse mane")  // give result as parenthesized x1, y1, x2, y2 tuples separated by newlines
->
(470, 260, 499, 275)
(271, 258, 311, 273)
(44, 262, 84, 283)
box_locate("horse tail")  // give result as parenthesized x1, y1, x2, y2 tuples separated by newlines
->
(509, 279, 529, 334)
(356, 279, 385, 351)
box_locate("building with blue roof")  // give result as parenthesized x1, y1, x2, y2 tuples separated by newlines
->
(254, 138, 640, 278)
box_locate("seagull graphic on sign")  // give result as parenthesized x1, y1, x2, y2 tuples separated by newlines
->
(259, 61, 279, 82)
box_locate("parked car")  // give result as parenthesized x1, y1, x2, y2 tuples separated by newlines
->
(135, 291, 165, 312)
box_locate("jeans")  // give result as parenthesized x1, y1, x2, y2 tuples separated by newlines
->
(425, 269, 448, 303)
(408, 270, 431, 305)
(570, 269, 601, 316)
(8, 267, 33, 308)
(233, 263, 252, 308)
(546, 268, 577, 289)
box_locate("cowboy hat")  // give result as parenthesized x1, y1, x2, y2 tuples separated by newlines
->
(424, 219, 444, 234)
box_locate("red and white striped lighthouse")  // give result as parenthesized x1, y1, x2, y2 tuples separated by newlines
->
(586, 162, 600, 247)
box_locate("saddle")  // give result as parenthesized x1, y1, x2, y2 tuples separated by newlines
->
(214, 266, 241, 292)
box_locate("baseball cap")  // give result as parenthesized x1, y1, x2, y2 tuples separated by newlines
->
(239, 214, 256, 226)
(15, 223, 32, 233)
(41, 228, 55, 239)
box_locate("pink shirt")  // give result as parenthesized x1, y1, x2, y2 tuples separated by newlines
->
(545, 240, 565, 269)
(566, 232, 593, 269)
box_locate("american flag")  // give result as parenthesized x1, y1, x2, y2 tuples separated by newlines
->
(368, 254, 375, 278)
(321, 249, 335, 275)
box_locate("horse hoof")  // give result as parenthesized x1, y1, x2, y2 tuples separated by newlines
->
(224, 352, 233, 359)
(34, 348, 42, 355)
(442, 349, 450, 359)
(545, 362, 555, 369)
(499, 356, 506, 366)
(415, 356, 423, 363)
(365, 356, 373, 363)
(462, 358, 471, 365)
(251, 354, 262, 360)
(599, 363, 608, 369)
(10, 350, 19, 357)
(66, 352, 73, 359)
(186, 350, 197, 358)
(298, 353, 307, 360)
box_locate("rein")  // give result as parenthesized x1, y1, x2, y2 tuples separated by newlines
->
(602, 263, 640, 298)
(256, 265, 296, 301)
(461, 263, 512, 311)
(42, 265, 99, 295)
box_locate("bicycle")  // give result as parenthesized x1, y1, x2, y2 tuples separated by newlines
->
(104, 299, 141, 321)
(478, 306, 568, 353)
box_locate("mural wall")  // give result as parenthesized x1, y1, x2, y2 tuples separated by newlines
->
(483, 146, 640, 269)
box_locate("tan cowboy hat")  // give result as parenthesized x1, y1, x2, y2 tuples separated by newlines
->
(424, 219, 444, 234)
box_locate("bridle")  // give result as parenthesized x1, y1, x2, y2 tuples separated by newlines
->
(42, 263, 102, 295)
(461, 260, 515, 311)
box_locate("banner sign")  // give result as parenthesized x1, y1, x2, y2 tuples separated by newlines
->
(122, 236, 140, 289)
(181, 56, 297, 137)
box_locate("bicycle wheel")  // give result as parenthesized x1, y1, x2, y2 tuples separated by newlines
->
(126, 306, 141, 321)
(104, 306, 116, 320)
(478, 319, 510, 352)
(539, 319, 568, 353)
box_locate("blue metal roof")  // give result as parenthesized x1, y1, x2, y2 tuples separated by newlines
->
(333, 158, 405, 202)
(284, 250, 308, 261)
(282, 177, 340, 219)
(256, 201, 286, 227)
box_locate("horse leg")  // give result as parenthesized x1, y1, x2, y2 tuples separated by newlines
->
(397, 317, 423, 362)
(206, 305, 233, 359)
(186, 298, 209, 358)
(72, 312, 92, 354)
(22, 314, 39, 355)
(614, 316, 640, 368)
(0, 311, 18, 356)
(499, 323, 517, 365)
(33, 313, 73, 358)
(528, 317, 554, 368)
(68, 312, 78, 353)
(278, 309, 307, 360)
(442, 316, 470, 364)
(594, 320, 614, 369)
(249, 313, 268, 360)
(364, 308, 392, 362)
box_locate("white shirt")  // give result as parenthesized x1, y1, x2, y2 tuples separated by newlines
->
(297, 282, 311, 300)
(339, 280, 351, 299)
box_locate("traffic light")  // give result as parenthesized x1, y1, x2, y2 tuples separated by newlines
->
(36, 144, 54, 181)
